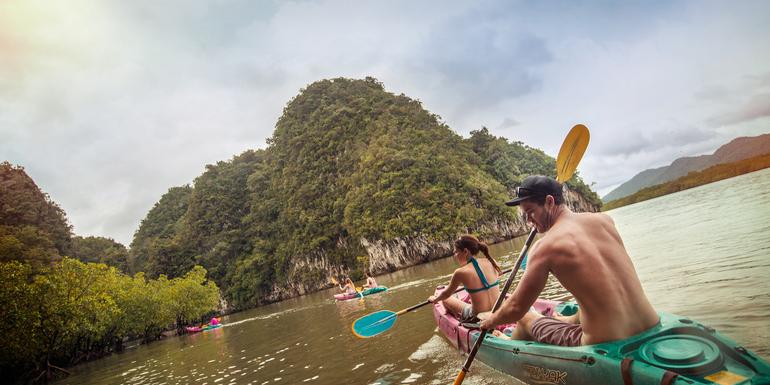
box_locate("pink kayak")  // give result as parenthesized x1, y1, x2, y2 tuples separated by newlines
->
(432, 287, 559, 352)
(185, 324, 222, 333)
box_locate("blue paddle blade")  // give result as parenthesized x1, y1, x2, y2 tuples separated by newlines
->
(352, 310, 398, 338)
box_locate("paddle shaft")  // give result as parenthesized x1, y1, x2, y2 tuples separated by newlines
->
(453, 228, 538, 385)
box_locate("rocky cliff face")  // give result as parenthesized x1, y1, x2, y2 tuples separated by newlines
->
(564, 186, 600, 213)
(257, 187, 600, 305)
(361, 186, 599, 275)
(257, 241, 358, 304)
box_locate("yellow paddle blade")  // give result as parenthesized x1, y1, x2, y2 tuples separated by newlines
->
(330, 276, 339, 285)
(555, 124, 590, 182)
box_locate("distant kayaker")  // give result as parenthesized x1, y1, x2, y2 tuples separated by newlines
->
(338, 277, 357, 294)
(427, 234, 502, 323)
(363, 272, 378, 289)
(210, 317, 220, 326)
(479, 175, 660, 346)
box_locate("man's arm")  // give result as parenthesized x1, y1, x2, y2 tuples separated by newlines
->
(480, 243, 550, 328)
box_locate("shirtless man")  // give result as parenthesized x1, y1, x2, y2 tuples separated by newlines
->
(479, 175, 659, 346)
(364, 272, 378, 289)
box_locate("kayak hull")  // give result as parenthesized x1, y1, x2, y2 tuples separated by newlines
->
(432, 286, 770, 385)
(334, 286, 388, 301)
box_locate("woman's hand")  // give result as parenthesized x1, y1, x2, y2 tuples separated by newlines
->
(428, 295, 438, 303)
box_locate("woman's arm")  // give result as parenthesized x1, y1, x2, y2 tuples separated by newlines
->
(428, 271, 463, 303)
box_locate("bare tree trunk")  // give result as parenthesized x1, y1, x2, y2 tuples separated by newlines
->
(48, 362, 71, 375)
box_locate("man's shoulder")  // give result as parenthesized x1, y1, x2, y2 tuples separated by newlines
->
(580, 211, 612, 223)
(540, 226, 580, 254)
(565, 212, 612, 232)
(531, 234, 562, 256)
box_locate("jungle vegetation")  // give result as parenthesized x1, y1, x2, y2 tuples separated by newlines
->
(0, 162, 220, 382)
(127, 78, 599, 309)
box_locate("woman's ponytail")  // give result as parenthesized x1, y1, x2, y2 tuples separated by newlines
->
(478, 242, 502, 274)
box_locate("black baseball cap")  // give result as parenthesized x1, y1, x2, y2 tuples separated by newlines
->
(505, 175, 563, 206)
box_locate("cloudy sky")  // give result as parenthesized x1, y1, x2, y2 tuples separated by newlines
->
(2, 0, 769, 245)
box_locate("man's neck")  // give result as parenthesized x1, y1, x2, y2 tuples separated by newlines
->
(547, 205, 571, 231)
(554, 204, 570, 217)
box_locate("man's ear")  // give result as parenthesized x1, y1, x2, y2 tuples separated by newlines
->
(545, 195, 555, 208)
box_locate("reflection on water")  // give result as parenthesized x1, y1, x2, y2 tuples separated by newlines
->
(55, 169, 770, 385)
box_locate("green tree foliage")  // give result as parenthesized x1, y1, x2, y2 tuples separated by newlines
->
(110, 272, 172, 342)
(128, 77, 600, 309)
(128, 151, 263, 301)
(143, 237, 195, 281)
(343, 133, 513, 240)
(32, 259, 121, 371)
(238, 77, 516, 306)
(168, 265, 221, 330)
(0, 162, 72, 259)
(182, 150, 263, 288)
(467, 128, 602, 207)
(128, 185, 192, 274)
(0, 258, 220, 381)
(603, 153, 770, 210)
(226, 252, 273, 308)
(256, 77, 515, 244)
(0, 261, 38, 371)
(70, 235, 129, 272)
(0, 225, 60, 268)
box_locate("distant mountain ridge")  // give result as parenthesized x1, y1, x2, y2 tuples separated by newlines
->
(603, 133, 770, 202)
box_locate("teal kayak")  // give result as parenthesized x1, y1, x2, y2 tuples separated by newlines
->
(334, 286, 388, 301)
(433, 287, 770, 384)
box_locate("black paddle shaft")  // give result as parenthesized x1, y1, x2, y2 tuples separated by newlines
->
(458, 228, 538, 376)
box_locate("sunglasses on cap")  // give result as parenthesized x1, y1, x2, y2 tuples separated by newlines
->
(515, 186, 544, 198)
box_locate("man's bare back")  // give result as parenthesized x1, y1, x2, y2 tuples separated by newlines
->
(480, 175, 659, 345)
(537, 210, 659, 344)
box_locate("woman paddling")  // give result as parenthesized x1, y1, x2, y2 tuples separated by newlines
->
(338, 277, 357, 295)
(428, 234, 502, 323)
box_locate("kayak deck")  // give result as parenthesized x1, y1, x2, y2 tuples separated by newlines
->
(432, 286, 770, 385)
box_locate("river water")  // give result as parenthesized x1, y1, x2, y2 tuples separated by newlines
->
(54, 168, 770, 385)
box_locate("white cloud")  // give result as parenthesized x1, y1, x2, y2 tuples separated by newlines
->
(1, 0, 769, 244)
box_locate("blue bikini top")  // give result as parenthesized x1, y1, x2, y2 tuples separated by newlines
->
(465, 257, 500, 294)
